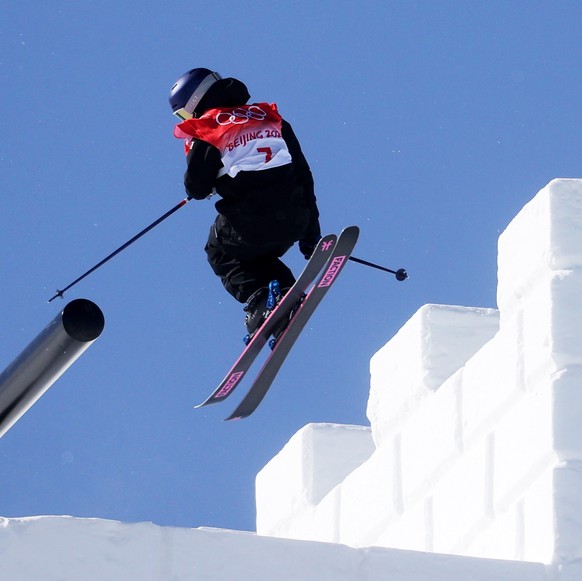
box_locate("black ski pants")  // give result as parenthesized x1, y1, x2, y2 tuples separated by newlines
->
(204, 215, 296, 303)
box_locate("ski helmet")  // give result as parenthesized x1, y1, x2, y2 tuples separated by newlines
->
(169, 68, 223, 120)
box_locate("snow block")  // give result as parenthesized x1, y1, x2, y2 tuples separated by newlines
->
(552, 367, 582, 461)
(0, 515, 549, 581)
(256, 423, 374, 538)
(368, 304, 499, 447)
(552, 463, 582, 563)
(497, 178, 582, 316)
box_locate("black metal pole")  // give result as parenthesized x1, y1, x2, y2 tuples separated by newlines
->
(48, 197, 191, 302)
(349, 256, 408, 281)
(0, 298, 105, 438)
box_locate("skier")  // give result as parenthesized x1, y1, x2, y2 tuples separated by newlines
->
(169, 68, 321, 338)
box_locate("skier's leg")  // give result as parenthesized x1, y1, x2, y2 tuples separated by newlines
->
(204, 224, 247, 302)
(204, 218, 295, 303)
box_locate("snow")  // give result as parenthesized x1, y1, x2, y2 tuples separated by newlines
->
(255, 423, 376, 539)
(0, 515, 548, 581)
(3, 179, 582, 580)
(256, 179, 582, 578)
(367, 303, 499, 448)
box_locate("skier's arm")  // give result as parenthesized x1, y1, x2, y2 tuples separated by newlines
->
(184, 139, 223, 200)
(281, 120, 315, 201)
(282, 120, 321, 250)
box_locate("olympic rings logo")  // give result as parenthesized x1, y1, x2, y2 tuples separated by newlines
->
(216, 106, 267, 125)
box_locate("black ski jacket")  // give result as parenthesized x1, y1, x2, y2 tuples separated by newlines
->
(181, 119, 320, 248)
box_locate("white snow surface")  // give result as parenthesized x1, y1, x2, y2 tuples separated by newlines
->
(3, 179, 582, 580)
(0, 515, 548, 581)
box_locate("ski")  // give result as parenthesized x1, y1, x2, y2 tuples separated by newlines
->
(196, 233, 337, 408)
(225, 225, 359, 421)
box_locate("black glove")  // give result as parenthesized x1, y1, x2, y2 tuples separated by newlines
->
(299, 213, 322, 259)
(299, 239, 317, 260)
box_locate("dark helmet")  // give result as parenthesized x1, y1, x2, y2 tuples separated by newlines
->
(169, 68, 223, 120)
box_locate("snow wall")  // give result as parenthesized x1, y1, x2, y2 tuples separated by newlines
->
(0, 515, 548, 581)
(257, 179, 582, 581)
(2, 179, 581, 580)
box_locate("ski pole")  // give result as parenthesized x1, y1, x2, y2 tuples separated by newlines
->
(349, 256, 408, 281)
(48, 197, 192, 302)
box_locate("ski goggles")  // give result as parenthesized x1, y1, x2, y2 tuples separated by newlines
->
(172, 71, 223, 121)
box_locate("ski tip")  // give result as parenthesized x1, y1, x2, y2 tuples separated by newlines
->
(194, 397, 224, 409)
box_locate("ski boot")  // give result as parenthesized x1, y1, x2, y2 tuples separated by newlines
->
(268, 291, 305, 350)
(243, 281, 283, 345)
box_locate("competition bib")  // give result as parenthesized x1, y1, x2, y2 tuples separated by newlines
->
(174, 103, 292, 178)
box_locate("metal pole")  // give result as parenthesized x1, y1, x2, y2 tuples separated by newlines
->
(0, 298, 105, 438)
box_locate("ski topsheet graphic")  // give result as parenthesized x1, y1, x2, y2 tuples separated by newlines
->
(196, 233, 337, 408)
(225, 225, 359, 420)
(196, 226, 359, 420)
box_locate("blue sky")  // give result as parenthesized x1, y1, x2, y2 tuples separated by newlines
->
(1, 1, 581, 532)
